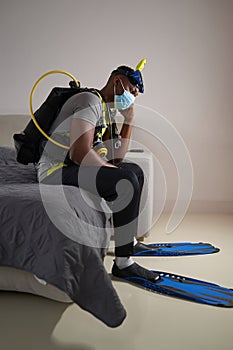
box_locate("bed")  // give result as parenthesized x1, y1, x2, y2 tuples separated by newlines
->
(0, 144, 126, 328)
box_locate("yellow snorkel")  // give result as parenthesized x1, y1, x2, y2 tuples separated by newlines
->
(136, 58, 147, 72)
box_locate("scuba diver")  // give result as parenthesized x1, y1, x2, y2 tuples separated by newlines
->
(35, 60, 161, 283)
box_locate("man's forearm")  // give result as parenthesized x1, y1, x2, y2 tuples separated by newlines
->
(70, 147, 116, 167)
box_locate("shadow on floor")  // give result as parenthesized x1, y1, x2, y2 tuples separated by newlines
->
(0, 291, 94, 350)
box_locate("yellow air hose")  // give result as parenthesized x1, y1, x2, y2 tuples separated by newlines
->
(29, 70, 80, 150)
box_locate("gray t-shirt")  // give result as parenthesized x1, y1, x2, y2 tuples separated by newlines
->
(36, 91, 103, 181)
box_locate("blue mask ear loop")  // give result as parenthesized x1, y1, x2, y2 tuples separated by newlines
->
(113, 83, 117, 112)
(113, 78, 125, 111)
(113, 78, 123, 108)
(118, 78, 126, 92)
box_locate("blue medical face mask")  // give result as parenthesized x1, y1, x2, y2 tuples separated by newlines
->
(114, 79, 135, 110)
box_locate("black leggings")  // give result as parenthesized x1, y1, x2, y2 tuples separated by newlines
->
(42, 162, 144, 257)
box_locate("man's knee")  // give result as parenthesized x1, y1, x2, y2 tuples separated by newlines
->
(118, 167, 141, 193)
(120, 162, 144, 188)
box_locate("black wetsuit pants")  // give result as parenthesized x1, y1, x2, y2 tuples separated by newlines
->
(42, 162, 144, 257)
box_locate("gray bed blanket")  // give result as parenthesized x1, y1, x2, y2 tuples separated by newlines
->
(0, 147, 126, 327)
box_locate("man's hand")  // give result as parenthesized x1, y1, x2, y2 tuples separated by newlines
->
(119, 104, 135, 123)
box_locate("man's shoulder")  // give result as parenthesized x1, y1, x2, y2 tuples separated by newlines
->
(72, 90, 101, 105)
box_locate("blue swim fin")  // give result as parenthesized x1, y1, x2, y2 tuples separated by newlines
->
(133, 242, 220, 256)
(123, 271, 233, 307)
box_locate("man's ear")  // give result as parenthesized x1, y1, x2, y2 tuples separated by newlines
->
(112, 76, 119, 86)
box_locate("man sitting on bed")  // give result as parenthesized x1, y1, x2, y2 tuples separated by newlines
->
(36, 61, 160, 283)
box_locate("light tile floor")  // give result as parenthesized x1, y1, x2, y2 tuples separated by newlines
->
(0, 213, 233, 350)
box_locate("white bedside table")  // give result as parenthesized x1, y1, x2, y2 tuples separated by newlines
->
(124, 149, 154, 238)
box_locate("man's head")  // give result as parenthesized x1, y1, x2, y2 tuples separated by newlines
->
(101, 60, 146, 107)
(110, 65, 144, 94)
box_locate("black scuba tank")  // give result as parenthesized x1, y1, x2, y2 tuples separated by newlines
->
(13, 83, 92, 165)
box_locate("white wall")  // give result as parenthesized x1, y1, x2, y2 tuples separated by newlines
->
(0, 0, 232, 215)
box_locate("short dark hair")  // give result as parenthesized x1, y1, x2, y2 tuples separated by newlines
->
(110, 65, 135, 77)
